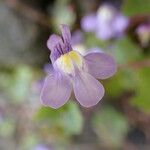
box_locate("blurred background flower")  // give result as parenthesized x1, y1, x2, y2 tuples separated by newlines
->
(81, 3, 129, 40)
(33, 144, 52, 150)
(0, 0, 150, 149)
(136, 23, 150, 48)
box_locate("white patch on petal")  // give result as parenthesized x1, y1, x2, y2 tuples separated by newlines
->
(55, 54, 74, 74)
(72, 44, 87, 55)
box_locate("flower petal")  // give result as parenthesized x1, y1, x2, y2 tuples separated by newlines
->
(40, 73, 72, 109)
(84, 52, 117, 79)
(47, 34, 63, 51)
(81, 14, 97, 32)
(87, 47, 104, 53)
(113, 14, 129, 34)
(60, 24, 71, 43)
(96, 25, 114, 40)
(73, 71, 104, 107)
(43, 63, 53, 75)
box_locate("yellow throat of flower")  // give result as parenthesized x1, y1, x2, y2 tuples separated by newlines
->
(55, 50, 83, 74)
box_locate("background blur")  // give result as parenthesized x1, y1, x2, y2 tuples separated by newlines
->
(0, 0, 150, 150)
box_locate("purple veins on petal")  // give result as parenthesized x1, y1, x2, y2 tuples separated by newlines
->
(60, 24, 71, 43)
(47, 25, 73, 62)
(40, 72, 72, 109)
(60, 24, 72, 53)
(73, 71, 105, 107)
(84, 52, 117, 79)
(41, 24, 117, 109)
(47, 24, 71, 52)
(47, 34, 63, 51)
(47, 34, 64, 62)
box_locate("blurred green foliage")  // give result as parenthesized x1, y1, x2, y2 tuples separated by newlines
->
(131, 68, 150, 112)
(0, 118, 15, 137)
(123, 0, 150, 16)
(10, 66, 33, 102)
(105, 69, 135, 97)
(92, 106, 129, 148)
(35, 101, 83, 143)
(0, 65, 37, 103)
(51, 0, 76, 30)
(21, 134, 38, 150)
(113, 37, 142, 64)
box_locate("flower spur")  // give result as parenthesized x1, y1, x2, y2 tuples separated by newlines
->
(40, 25, 117, 109)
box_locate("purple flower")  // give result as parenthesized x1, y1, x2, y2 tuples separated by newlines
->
(136, 23, 150, 47)
(81, 14, 97, 33)
(33, 144, 51, 150)
(40, 25, 117, 109)
(81, 4, 129, 40)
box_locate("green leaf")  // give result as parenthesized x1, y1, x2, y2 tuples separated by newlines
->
(35, 101, 83, 137)
(85, 32, 110, 50)
(123, 0, 150, 16)
(130, 68, 150, 112)
(0, 118, 15, 137)
(9, 65, 33, 102)
(51, 0, 76, 29)
(113, 37, 142, 64)
(92, 106, 129, 148)
(21, 134, 38, 150)
(105, 69, 135, 98)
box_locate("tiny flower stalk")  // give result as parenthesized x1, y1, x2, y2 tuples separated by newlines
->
(40, 25, 117, 109)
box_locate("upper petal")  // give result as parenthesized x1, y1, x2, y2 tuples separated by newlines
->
(60, 24, 71, 43)
(86, 47, 104, 53)
(81, 14, 97, 32)
(73, 71, 104, 107)
(113, 14, 129, 34)
(40, 72, 72, 109)
(96, 25, 114, 40)
(84, 52, 117, 79)
(47, 34, 63, 51)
